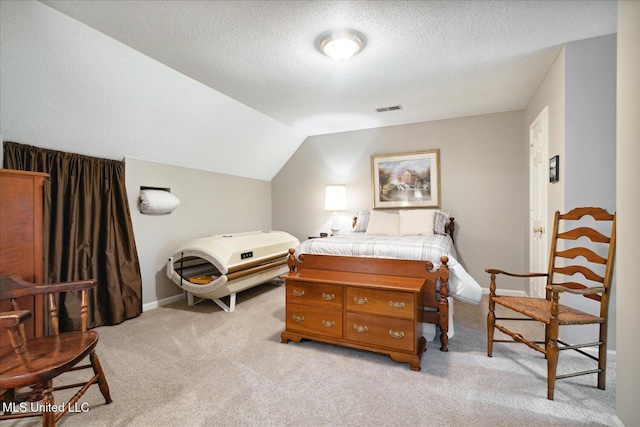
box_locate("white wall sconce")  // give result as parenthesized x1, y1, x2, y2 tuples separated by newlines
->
(138, 187, 180, 215)
(325, 184, 347, 235)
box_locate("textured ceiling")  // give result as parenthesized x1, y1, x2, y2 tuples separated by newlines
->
(40, 0, 616, 137)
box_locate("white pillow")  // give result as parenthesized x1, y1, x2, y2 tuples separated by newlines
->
(365, 211, 399, 236)
(399, 209, 436, 235)
(435, 210, 451, 235)
(352, 211, 370, 233)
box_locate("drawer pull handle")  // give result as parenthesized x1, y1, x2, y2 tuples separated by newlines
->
(322, 293, 335, 301)
(389, 330, 405, 339)
(322, 319, 335, 328)
(292, 314, 304, 322)
(293, 289, 305, 297)
(353, 296, 368, 305)
(389, 301, 405, 309)
(353, 324, 368, 333)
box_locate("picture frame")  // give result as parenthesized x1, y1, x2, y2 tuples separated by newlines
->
(371, 149, 441, 209)
(549, 155, 559, 183)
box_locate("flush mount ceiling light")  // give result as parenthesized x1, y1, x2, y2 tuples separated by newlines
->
(318, 30, 366, 61)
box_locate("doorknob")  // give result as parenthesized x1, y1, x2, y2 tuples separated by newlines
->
(533, 227, 544, 233)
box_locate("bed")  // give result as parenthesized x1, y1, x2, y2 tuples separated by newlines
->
(293, 209, 482, 348)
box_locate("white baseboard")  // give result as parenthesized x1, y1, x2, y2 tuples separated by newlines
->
(481, 287, 528, 297)
(142, 293, 184, 312)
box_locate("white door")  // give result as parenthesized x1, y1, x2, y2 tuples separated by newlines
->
(529, 107, 549, 298)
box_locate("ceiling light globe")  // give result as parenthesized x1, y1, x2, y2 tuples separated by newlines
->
(319, 30, 365, 61)
(323, 38, 359, 61)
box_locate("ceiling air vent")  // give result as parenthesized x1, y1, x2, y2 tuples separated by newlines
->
(375, 105, 403, 113)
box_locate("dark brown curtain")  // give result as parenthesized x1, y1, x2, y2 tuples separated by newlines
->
(3, 141, 142, 331)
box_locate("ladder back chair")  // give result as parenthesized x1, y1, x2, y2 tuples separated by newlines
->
(486, 207, 616, 400)
(0, 274, 112, 426)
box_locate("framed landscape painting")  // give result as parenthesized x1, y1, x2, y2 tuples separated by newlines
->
(371, 149, 441, 209)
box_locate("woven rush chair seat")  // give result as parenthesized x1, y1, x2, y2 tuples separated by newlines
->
(492, 296, 605, 325)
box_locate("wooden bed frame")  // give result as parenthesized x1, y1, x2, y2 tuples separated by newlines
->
(284, 250, 451, 353)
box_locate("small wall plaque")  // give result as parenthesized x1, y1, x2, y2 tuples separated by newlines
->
(549, 155, 559, 183)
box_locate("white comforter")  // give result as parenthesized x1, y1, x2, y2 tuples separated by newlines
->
(296, 233, 482, 305)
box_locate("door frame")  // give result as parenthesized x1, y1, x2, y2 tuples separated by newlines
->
(529, 107, 549, 298)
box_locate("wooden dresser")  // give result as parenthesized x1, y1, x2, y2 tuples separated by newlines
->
(0, 169, 48, 340)
(281, 253, 431, 371)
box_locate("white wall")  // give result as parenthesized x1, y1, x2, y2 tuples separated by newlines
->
(125, 158, 272, 309)
(615, 1, 640, 424)
(563, 35, 618, 351)
(565, 35, 617, 211)
(272, 111, 528, 294)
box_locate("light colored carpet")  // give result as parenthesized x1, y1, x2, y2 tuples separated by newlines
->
(5, 282, 615, 426)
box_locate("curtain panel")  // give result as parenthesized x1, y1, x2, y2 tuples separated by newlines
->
(3, 141, 142, 330)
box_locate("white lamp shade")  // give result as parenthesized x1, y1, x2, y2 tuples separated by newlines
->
(325, 185, 347, 211)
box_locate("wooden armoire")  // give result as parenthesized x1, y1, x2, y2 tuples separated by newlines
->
(0, 169, 49, 339)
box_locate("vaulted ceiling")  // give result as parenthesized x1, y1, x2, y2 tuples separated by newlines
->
(41, 0, 617, 137)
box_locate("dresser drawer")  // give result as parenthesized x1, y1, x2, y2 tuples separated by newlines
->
(285, 303, 342, 339)
(345, 313, 415, 351)
(286, 280, 342, 308)
(346, 287, 415, 319)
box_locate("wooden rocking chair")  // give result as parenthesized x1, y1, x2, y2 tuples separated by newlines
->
(486, 207, 616, 400)
(0, 274, 112, 426)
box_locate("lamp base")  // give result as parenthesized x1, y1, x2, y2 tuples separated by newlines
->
(330, 228, 340, 236)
